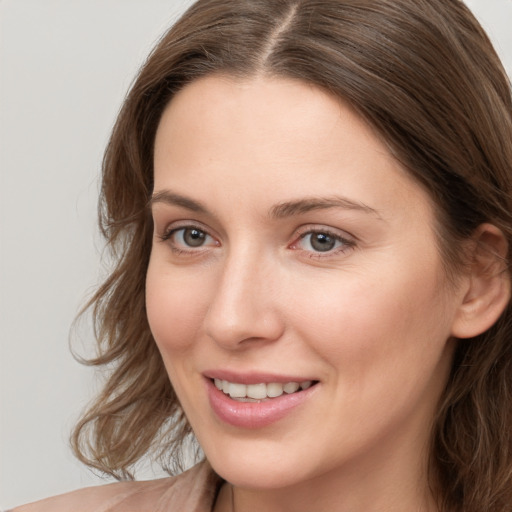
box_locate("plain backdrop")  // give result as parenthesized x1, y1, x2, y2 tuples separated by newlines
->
(1, 0, 511, 508)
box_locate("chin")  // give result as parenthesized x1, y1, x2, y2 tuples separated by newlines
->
(214, 460, 307, 490)
(202, 437, 323, 490)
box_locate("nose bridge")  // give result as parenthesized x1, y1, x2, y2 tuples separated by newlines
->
(204, 243, 283, 348)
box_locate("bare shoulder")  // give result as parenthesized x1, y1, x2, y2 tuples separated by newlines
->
(11, 477, 174, 512)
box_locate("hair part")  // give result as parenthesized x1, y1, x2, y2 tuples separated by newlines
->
(72, 1, 512, 509)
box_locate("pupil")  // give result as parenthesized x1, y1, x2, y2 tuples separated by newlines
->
(184, 229, 206, 247)
(311, 233, 335, 252)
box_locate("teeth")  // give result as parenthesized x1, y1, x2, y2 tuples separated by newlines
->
(213, 379, 313, 399)
(283, 382, 300, 394)
(228, 382, 247, 398)
(267, 382, 284, 398)
(247, 383, 267, 399)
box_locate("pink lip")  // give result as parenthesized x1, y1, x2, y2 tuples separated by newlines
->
(204, 369, 316, 385)
(205, 377, 318, 429)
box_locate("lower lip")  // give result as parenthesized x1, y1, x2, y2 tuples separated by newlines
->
(206, 379, 317, 429)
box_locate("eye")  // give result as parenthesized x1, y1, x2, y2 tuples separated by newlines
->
(175, 227, 210, 247)
(160, 225, 218, 251)
(290, 228, 355, 256)
(303, 232, 339, 252)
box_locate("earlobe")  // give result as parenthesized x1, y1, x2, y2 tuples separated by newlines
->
(451, 224, 510, 339)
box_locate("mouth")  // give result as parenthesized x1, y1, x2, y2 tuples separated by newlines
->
(212, 378, 316, 402)
(204, 371, 320, 428)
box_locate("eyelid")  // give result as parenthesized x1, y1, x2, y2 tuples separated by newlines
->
(292, 223, 356, 240)
(158, 219, 215, 239)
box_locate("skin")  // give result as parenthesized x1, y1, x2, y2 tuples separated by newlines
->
(146, 74, 468, 512)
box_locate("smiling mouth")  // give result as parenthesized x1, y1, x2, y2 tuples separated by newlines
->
(213, 378, 316, 402)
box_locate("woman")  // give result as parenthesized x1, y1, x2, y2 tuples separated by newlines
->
(13, 0, 512, 511)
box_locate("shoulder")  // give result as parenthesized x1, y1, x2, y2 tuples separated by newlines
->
(11, 461, 221, 512)
(10, 478, 172, 512)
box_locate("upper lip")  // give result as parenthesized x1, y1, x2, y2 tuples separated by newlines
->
(203, 370, 318, 385)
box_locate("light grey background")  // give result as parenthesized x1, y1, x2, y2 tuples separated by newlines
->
(0, 0, 511, 508)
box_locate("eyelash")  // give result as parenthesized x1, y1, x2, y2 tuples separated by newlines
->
(158, 224, 356, 258)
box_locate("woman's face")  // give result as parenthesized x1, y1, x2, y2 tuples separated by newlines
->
(147, 75, 463, 491)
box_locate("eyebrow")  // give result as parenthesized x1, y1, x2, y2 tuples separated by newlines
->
(149, 190, 381, 219)
(149, 190, 209, 214)
(269, 196, 380, 219)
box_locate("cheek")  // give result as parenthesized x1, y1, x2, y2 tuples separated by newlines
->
(288, 258, 453, 375)
(286, 263, 455, 449)
(145, 259, 210, 354)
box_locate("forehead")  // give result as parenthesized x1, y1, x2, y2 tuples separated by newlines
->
(153, 74, 431, 223)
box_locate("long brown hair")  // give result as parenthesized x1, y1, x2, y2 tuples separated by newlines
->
(71, 1, 512, 509)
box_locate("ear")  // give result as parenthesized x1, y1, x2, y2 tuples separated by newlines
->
(451, 223, 510, 339)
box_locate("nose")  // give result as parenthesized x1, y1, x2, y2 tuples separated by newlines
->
(203, 249, 285, 350)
